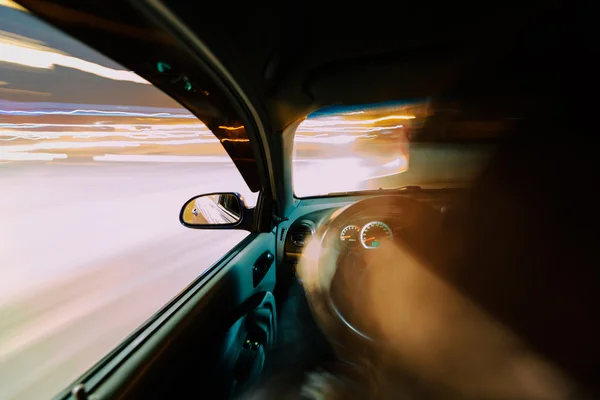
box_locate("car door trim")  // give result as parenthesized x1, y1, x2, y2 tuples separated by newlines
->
(141, 0, 276, 201)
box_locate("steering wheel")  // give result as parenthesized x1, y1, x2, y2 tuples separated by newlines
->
(298, 195, 445, 348)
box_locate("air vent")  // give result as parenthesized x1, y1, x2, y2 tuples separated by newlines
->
(289, 222, 314, 247)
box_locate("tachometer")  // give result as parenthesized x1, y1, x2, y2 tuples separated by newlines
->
(340, 225, 360, 247)
(360, 221, 393, 249)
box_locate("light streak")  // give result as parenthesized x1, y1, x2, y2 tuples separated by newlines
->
(0, 122, 208, 129)
(302, 115, 414, 127)
(1, 138, 219, 153)
(0, 32, 148, 84)
(221, 138, 249, 142)
(294, 135, 358, 144)
(0, 152, 66, 161)
(341, 111, 365, 115)
(297, 124, 404, 134)
(0, 122, 212, 141)
(93, 154, 233, 163)
(0, 131, 214, 141)
(0, 108, 196, 118)
(0, 0, 27, 12)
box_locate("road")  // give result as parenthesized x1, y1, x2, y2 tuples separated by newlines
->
(187, 195, 239, 225)
(0, 162, 255, 400)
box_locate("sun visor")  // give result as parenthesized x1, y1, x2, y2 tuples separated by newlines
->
(304, 45, 469, 107)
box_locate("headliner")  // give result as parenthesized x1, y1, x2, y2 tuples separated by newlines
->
(16, 0, 576, 134)
(166, 1, 580, 126)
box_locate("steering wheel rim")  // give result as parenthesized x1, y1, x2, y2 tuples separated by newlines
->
(302, 195, 443, 344)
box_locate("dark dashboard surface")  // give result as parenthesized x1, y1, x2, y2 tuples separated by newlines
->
(281, 189, 463, 265)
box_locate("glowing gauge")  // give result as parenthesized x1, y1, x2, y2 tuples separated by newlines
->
(360, 221, 393, 249)
(340, 225, 360, 247)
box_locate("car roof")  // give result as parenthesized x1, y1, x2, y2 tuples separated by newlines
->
(169, 2, 555, 128)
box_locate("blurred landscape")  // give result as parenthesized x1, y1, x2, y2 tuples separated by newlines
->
(0, 162, 253, 399)
(0, 3, 258, 398)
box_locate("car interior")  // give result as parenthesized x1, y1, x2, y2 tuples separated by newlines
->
(15, 1, 596, 399)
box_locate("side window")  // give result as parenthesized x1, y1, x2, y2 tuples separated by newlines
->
(0, 2, 255, 399)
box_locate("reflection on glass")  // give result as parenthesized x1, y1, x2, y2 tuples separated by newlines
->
(182, 193, 242, 225)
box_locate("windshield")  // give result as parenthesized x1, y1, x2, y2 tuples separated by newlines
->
(293, 100, 497, 197)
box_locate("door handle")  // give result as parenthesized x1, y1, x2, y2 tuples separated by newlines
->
(253, 251, 274, 287)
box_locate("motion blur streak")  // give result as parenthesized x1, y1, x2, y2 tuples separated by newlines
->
(294, 135, 358, 144)
(0, 33, 148, 84)
(93, 154, 233, 163)
(300, 114, 414, 127)
(293, 157, 375, 194)
(298, 124, 404, 134)
(0, 164, 255, 400)
(0, 122, 208, 133)
(1, 139, 217, 156)
(218, 125, 245, 130)
(0, 108, 196, 117)
(0, 151, 66, 160)
(0, 0, 26, 11)
(297, 234, 575, 399)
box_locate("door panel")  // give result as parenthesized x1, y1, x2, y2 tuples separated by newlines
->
(73, 231, 277, 400)
(222, 291, 276, 397)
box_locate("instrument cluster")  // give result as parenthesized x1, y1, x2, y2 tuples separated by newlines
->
(339, 219, 401, 250)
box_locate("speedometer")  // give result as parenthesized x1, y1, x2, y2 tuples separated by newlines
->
(360, 221, 393, 249)
(340, 225, 360, 247)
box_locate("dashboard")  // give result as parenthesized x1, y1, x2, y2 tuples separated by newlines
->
(282, 189, 462, 266)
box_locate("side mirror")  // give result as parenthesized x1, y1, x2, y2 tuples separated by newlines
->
(179, 192, 251, 230)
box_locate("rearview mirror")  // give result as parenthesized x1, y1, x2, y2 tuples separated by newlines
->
(180, 192, 250, 229)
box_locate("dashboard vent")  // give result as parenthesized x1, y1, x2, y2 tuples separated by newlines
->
(289, 223, 314, 247)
